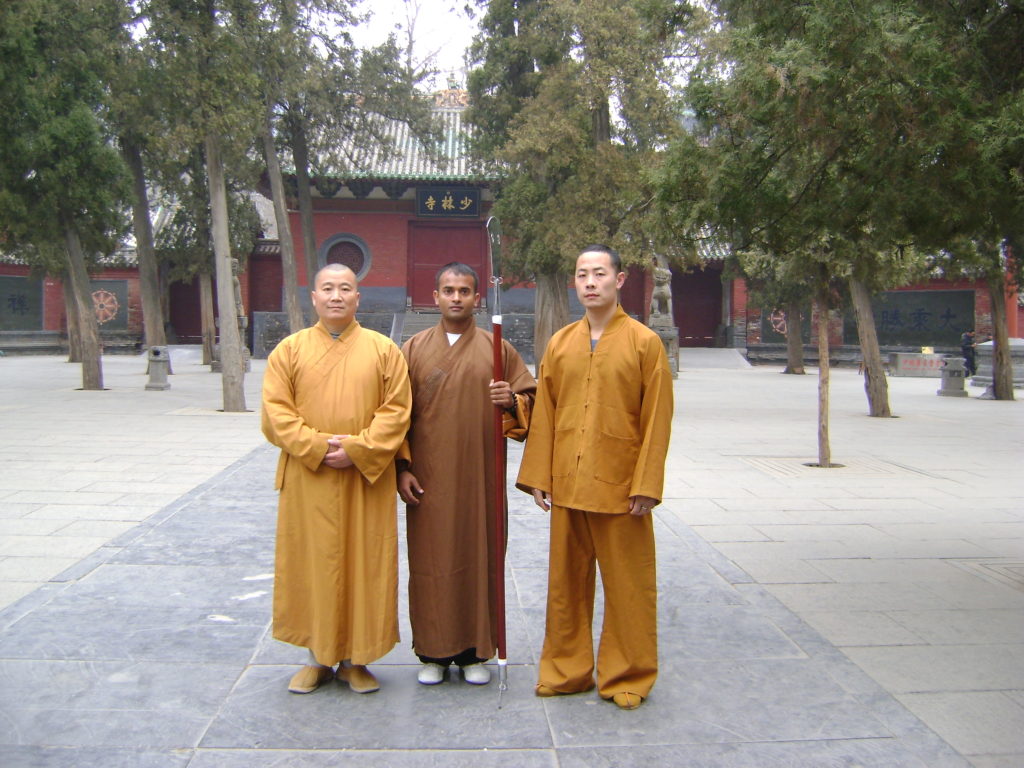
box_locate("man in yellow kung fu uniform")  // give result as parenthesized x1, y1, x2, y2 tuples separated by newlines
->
(517, 244, 673, 711)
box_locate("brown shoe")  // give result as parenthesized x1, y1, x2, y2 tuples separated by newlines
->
(288, 665, 334, 694)
(337, 664, 380, 694)
(535, 683, 593, 697)
(611, 692, 644, 710)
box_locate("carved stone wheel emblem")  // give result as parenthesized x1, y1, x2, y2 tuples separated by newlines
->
(769, 308, 788, 335)
(92, 289, 119, 325)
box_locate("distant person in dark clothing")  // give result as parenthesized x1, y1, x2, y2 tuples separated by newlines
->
(960, 330, 977, 376)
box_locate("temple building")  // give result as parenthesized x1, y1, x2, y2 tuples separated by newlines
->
(1, 88, 1019, 363)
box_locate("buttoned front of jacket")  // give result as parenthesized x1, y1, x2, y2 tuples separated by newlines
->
(517, 306, 673, 514)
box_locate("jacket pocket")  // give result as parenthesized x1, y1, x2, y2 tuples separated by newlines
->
(593, 432, 638, 487)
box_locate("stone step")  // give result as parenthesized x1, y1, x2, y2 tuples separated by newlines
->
(396, 310, 490, 345)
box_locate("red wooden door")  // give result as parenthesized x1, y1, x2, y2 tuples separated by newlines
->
(672, 267, 723, 347)
(407, 222, 488, 307)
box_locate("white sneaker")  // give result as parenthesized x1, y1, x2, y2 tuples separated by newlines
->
(460, 663, 491, 685)
(417, 662, 446, 685)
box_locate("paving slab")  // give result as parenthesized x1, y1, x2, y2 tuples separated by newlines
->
(2, 352, 1021, 765)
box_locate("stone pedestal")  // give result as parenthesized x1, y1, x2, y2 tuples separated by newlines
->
(971, 338, 1024, 394)
(936, 355, 967, 397)
(654, 325, 679, 378)
(145, 346, 171, 391)
(211, 344, 252, 373)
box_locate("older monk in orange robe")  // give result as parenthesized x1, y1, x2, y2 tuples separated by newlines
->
(517, 244, 673, 710)
(262, 264, 411, 695)
(397, 262, 535, 686)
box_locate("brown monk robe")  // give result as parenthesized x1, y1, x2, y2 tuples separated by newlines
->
(262, 265, 411, 694)
(517, 246, 673, 710)
(399, 269, 535, 676)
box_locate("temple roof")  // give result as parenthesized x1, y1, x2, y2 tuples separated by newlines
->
(327, 89, 493, 185)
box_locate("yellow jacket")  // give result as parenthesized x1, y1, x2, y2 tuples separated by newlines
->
(517, 306, 673, 514)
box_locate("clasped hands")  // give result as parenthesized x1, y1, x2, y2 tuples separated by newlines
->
(323, 435, 354, 469)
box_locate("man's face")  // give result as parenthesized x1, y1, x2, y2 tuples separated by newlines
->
(574, 250, 625, 311)
(311, 267, 359, 330)
(434, 271, 479, 322)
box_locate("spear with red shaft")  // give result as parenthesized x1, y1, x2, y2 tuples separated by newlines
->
(486, 215, 509, 705)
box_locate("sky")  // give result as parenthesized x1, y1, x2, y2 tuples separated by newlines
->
(351, 0, 479, 90)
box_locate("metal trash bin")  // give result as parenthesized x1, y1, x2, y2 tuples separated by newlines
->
(146, 346, 171, 391)
(936, 355, 967, 398)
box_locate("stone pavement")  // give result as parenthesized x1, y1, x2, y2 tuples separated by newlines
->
(0, 348, 1021, 767)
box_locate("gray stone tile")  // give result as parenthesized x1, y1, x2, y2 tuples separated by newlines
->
(0, 707, 209, 749)
(0, 557, 78, 582)
(0, 746, 191, 768)
(657, 561, 747, 606)
(190, 748, 557, 767)
(544, 659, 893, 748)
(0, 502, 43, 519)
(0, 519, 66, 536)
(200, 665, 553, 749)
(556, 740, 966, 767)
(897, 691, 1024, 755)
(727, 557, 832, 584)
(26, 504, 160, 522)
(763, 582, 950, 612)
(845, 644, 1024, 693)
(0, 659, 239, 712)
(63, 563, 274, 615)
(0, 582, 43, 612)
(800, 610, 926, 646)
(0, 535, 107, 559)
(0, 603, 267, 662)
(968, 756, 1024, 768)
(888, 609, 1024, 645)
(659, 604, 806, 661)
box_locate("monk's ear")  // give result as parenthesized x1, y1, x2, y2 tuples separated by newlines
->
(433, 290, 440, 307)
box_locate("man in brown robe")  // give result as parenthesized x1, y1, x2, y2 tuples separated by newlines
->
(262, 264, 412, 695)
(398, 262, 536, 685)
(517, 245, 673, 710)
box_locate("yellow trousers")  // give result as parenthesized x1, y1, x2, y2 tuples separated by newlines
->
(538, 506, 657, 698)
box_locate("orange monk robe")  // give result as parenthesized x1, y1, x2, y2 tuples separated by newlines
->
(399, 323, 536, 660)
(516, 306, 672, 513)
(516, 306, 672, 697)
(261, 320, 412, 666)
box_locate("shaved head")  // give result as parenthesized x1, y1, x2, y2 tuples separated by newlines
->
(314, 263, 358, 288)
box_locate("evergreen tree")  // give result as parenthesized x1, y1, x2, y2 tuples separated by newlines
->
(467, 0, 699, 361)
(657, 0, 964, 461)
(0, 0, 132, 390)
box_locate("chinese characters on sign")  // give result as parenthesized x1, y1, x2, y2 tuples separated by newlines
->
(0, 275, 44, 331)
(842, 290, 974, 347)
(416, 187, 480, 218)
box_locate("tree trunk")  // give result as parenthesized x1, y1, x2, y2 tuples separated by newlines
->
(815, 293, 831, 467)
(62, 221, 103, 390)
(591, 97, 611, 145)
(783, 301, 805, 374)
(263, 104, 305, 333)
(289, 110, 318, 287)
(62, 277, 82, 363)
(987, 273, 1015, 400)
(204, 133, 246, 412)
(533, 270, 570, 367)
(849, 276, 892, 416)
(199, 271, 215, 365)
(122, 137, 166, 349)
